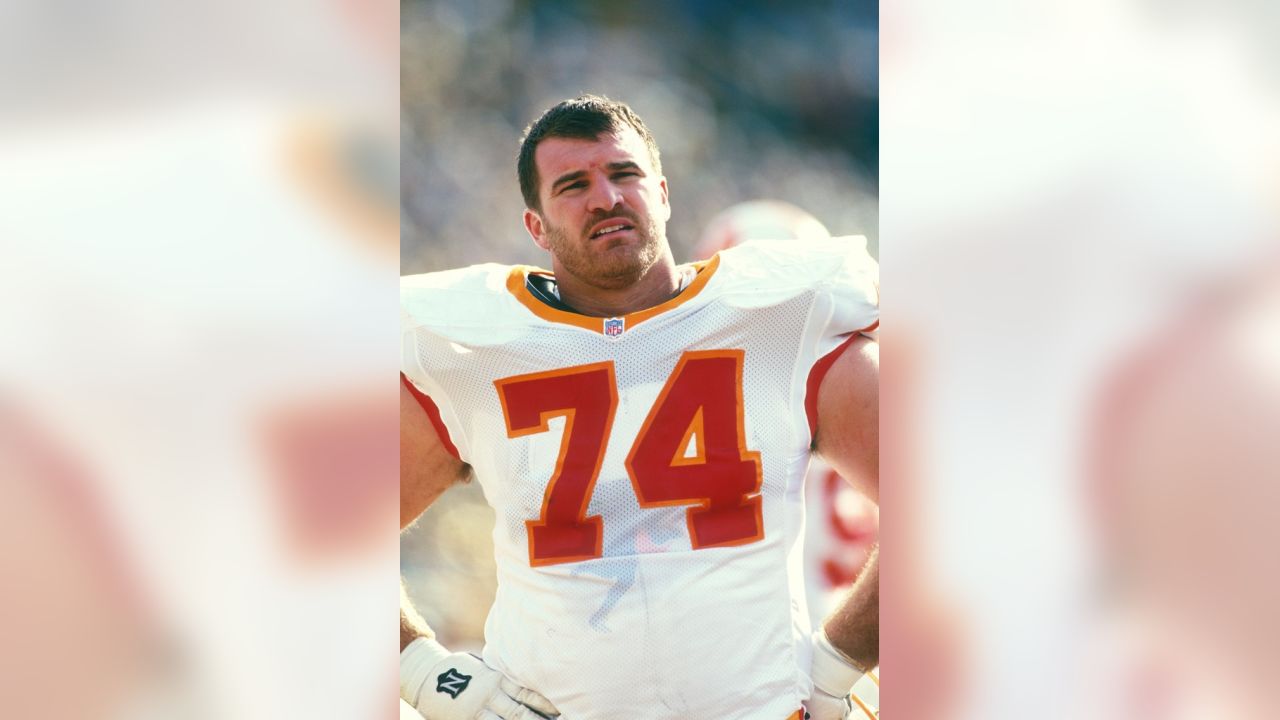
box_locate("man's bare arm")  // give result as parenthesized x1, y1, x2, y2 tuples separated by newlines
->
(401, 381, 469, 649)
(823, 547, 878, 671)
(401, 381, 470, 529)
(814, 335, 879, 671)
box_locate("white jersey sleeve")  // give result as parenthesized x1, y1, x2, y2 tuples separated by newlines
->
(714, 236, 879, 445)
(714, 234, 878, 339)
(401, 262, 530, 463)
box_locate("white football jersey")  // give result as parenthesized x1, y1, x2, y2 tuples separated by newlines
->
(401, 237, 878, 720)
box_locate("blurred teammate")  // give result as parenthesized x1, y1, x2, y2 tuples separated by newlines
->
(401, 95, 879, 720)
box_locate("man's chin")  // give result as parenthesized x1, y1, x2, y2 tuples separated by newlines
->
(553, 233, 661, 289)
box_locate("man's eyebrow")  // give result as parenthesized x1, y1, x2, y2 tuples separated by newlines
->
(550, 170, 587, 193)
(549, 162, 644, 194)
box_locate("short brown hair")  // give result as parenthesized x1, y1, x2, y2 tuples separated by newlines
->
(517, 94, 662, 211)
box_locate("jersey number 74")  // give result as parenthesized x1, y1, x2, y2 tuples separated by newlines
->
(494, 350, 764, 567)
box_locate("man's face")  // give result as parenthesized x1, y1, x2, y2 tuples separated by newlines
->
(523, 127, 670, 291)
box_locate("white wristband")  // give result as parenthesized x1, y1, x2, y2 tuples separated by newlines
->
(810, 629, 866, 696)
(400, 637, 451, 706)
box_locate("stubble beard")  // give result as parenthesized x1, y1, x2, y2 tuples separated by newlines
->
(544, 211, 665, 291)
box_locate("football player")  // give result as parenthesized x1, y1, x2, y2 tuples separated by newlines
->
(401, 95, 878, 720)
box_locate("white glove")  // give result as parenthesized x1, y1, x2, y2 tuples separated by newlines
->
(805, 629, 879, 719)
(401, 637, 560, 720)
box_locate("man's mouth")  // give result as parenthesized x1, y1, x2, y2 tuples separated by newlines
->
(588, 221, 635, 239)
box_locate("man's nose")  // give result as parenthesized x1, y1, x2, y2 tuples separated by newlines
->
(586, 179, 624, 213)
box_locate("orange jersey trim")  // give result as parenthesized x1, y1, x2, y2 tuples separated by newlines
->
(505, 255, 721, 334)
(669, 406, 707, 467)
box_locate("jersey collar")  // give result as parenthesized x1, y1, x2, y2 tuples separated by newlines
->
(505, 254, 721, 334)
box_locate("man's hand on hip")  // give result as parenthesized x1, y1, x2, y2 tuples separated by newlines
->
(806, 629, 879, 719)
(401, 637, 560, 719)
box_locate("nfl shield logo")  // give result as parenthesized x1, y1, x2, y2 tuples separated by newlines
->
(604, 317, 625, 337)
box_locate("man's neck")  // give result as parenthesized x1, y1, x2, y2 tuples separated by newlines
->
(552, 255, 682, 318)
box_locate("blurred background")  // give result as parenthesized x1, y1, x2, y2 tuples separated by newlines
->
(398, 0, 881, 656)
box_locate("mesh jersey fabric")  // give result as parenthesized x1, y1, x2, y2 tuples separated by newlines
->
(401, 237, 879, 720)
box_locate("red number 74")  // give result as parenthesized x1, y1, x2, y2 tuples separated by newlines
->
(494, 350, 764, 567)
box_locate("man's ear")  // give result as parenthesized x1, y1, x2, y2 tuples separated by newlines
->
(658, 178, 671, 222)
(523, 208, 551, 252)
